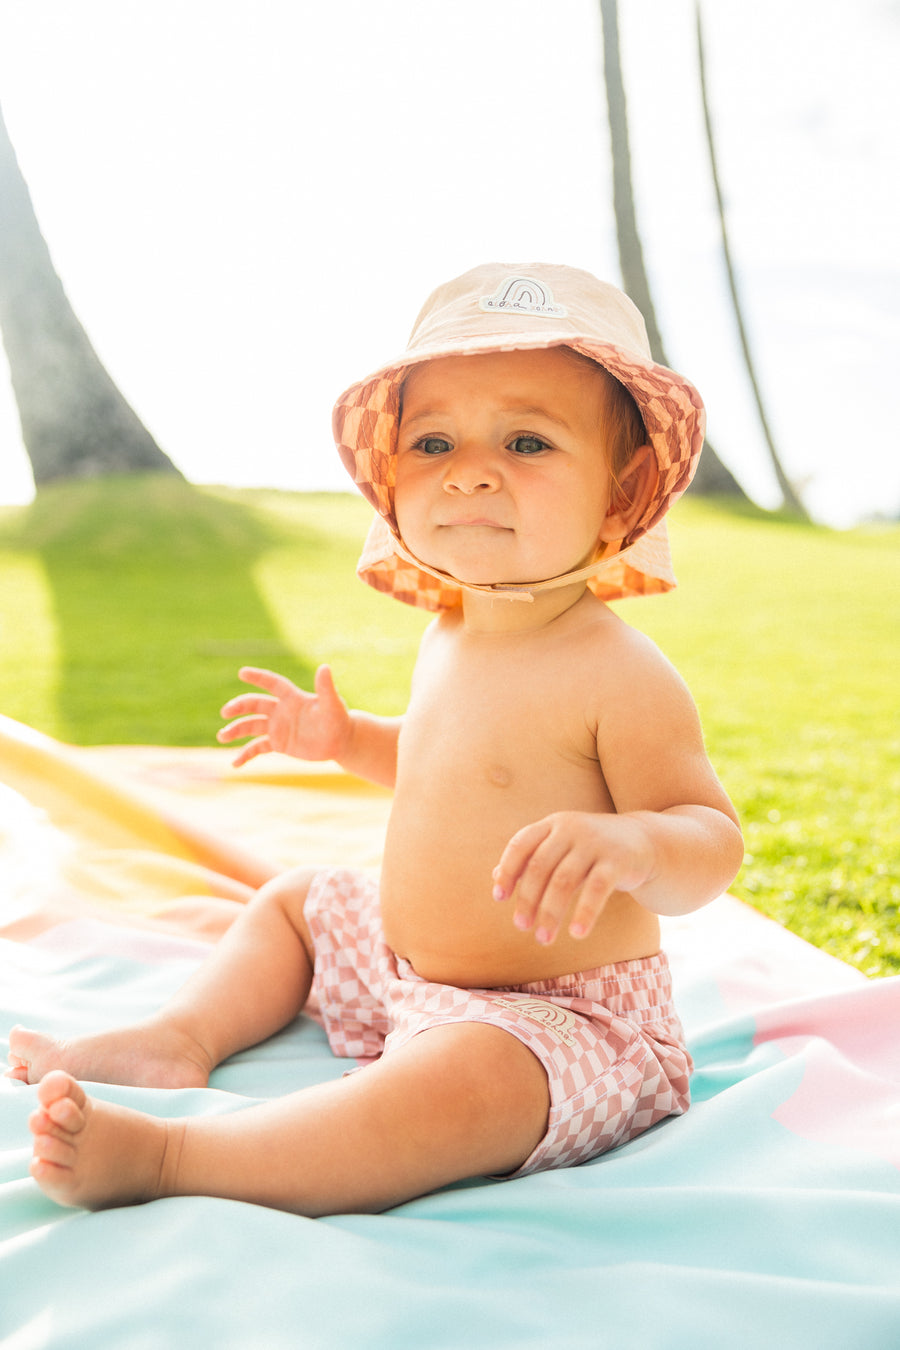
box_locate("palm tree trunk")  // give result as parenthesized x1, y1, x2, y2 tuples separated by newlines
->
(599, 0, 747, 498)
(0, 99, 182, 486)
(695, 4, 808, 517)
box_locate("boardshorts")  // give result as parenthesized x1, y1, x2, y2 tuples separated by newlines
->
(305, 867, 692, 1178)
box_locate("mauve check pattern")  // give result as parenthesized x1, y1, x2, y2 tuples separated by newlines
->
(305, 868, 692, 1177)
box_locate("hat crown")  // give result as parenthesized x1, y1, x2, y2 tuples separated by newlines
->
(407, 263, 652, 363)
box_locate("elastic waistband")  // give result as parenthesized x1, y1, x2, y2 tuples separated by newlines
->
(491, 952, 675, 1020)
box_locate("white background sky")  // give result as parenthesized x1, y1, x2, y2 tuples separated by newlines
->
(0, 0, 897, 525)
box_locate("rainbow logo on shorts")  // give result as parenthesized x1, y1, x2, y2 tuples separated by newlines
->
(493, 997, 580, 1046)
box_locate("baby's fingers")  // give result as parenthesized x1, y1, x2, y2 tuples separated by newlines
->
(564, 868, 621, 940)
(228, 736, 272, 768)
(513, 855, 617, 946)
(237, 667, 299, 698)
(494, 812, 634, 945)
(492, 820, 553, 905)
(219, 691, 276, 722)
(217, 714, 269, 744)
(494, 821, 582, 943)
(313, 664, 339, 700)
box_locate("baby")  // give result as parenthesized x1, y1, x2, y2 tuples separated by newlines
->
(8, 263, 743, 1216)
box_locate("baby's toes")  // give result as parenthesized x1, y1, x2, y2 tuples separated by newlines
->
(30, 1125, 77, 1170)
(30, 1073, 87, 1143)
(36, 1069, 87, 1116)
(8, 1025, 43, 1073)
(5, 1057, 29, 1083)
(45, 1091, 86, 1133)
(28, 1103, 67, 1147)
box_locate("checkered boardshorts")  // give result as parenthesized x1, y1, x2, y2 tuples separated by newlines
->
(305, 868, 692, 1177)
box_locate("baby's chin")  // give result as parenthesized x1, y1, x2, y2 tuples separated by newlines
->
(447, 553, 603, 592)
(439, 566, 584, 595)
(399, 533, 603, 593)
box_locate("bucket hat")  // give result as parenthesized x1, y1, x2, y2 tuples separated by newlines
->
(332, 262, 705, 609)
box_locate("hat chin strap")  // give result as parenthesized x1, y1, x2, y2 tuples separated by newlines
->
(391, 535, 629, 604)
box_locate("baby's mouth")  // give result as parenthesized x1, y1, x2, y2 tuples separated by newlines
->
(440, 518, 512, 530)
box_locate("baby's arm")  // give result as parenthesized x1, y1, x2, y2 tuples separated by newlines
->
(218, 665, 401, 788)
(493, 636, 743, 945)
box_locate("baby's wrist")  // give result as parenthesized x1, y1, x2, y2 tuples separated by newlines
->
(334, 711, 359, 767)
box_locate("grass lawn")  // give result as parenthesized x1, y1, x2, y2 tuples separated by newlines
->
(0, 476, 897, 977)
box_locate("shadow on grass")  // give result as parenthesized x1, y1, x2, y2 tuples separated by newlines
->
(2, 476, 325, 745)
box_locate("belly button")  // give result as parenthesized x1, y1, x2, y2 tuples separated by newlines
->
(487, 764, 512, 788)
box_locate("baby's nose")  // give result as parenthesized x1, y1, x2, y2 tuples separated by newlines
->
(444, 444, 500, 493)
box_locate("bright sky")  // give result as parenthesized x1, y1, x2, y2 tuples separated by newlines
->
(0, 0, 898, 525)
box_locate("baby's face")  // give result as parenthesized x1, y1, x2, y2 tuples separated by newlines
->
(394, 347, 616, 588)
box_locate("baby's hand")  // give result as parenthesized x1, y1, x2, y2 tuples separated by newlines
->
(492, 812, 656, 946)
(217, 665, 351, 768)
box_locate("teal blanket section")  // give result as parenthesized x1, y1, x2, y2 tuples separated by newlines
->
(2, 924, 899, 1350)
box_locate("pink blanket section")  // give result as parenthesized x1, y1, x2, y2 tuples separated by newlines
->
(752, 980, 900, 1171)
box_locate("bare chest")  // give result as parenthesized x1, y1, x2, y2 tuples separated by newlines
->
(398, 638, 609, 810)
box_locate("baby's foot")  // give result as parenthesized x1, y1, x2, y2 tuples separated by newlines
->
(28, 1070, 183, 1210)
(7, 1020, 212, 1090)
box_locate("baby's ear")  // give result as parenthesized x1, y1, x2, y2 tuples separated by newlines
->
(598, 445, 658, 542)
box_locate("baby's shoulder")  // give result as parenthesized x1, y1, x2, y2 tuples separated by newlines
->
(576, 601, 691, 702)
(573, 595, 664, 660)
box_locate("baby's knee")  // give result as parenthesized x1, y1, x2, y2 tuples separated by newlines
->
(255, 865, 317, 905)
(253, 866, 319, 948)
(414, 1022, 550, 1151)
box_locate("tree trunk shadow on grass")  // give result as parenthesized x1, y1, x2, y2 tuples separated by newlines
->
(8, 477, 320, 746)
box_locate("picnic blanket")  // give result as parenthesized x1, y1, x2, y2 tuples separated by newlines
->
(1, 713, 898, 1349)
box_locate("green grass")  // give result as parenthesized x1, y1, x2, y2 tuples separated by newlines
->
(0, 477, 896, 977)
(618, 499, 900, 978)
(0, 477, 428, 742)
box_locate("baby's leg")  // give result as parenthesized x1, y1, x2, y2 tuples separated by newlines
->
(28, 1022, 551, 1215)
(8, 867, 318, 1089)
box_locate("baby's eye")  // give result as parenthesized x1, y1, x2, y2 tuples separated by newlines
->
(509, 435, 549, 456)
(415, 436, 453, 456)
